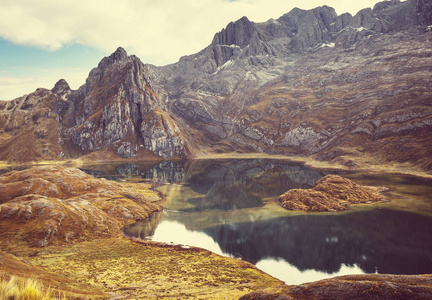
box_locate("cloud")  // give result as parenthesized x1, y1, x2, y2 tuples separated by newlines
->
(0, 68, 90, 100)
(0, 0, 382, 66)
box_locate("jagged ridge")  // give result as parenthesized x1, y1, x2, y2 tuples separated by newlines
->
(0, 47, 189, 161)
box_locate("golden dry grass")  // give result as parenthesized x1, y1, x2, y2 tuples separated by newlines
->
(9, 237, 282, 300)
(0, 276, 65, 300)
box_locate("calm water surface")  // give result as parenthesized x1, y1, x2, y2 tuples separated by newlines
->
(81, 159, 432, 285)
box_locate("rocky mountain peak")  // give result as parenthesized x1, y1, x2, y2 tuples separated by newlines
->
(110, 46, 128, 60)
(51, 79, 71, 98)
(67, 47, 187, 159)
(287, 5, 337, 50)
(96, 47, 131, 71)
(211, 16, 257, 48)
(210, 15, 272, 66)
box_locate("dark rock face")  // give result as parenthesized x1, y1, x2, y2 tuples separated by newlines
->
(211, 16, 273, 66)
(286, 6, 338, 51)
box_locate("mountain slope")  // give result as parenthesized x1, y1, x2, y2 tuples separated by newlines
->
(0, 48, 191, 162)
(149, 0, 432, 170)
(0, 87, 68, 162)
(66, 47, 188, 159)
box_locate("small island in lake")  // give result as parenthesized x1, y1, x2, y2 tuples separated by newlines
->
(279, 175, 386, 212)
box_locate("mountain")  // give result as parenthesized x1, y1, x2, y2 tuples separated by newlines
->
(0, 48, 190, 162)
(149, 0, 432, 170)
(66, 47, 189, 159)
(0, 0, 431, 171)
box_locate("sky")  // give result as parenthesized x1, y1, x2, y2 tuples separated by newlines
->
(0, 0, 384, 100)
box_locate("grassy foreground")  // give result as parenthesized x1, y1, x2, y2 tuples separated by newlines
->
(0, 276, 65, 300)
(5, 237, 282, 299)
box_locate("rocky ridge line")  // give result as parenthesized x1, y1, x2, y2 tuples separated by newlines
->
(151, 0, 432, 170)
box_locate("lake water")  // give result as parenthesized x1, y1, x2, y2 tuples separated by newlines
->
(81, 159, 432, 285)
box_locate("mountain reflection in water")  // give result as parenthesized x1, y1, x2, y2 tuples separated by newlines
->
(124, 209, 432, 281)
(202, 209, 432, 274)
(83, 159, 432, 284)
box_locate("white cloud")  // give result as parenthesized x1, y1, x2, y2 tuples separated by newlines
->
(0, 0, 383, 99)
(0, 68, 89, 100)
(0, 0, 382, 66)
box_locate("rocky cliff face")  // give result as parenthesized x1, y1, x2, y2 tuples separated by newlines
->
(67, 47, 187, 159)
(0, 48, 189, 162)
(148, 0, 432, 171)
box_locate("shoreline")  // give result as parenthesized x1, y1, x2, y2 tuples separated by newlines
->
(1, 152, 431, 179)
(196, 152, 432, 179)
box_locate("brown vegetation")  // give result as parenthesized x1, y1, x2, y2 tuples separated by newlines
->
(13, 238, 282, 299)
(279, 175, 385, 211)
(0, 166, 160, 248)
(0, 165, 282, 299)
(240, 274, 432, 300)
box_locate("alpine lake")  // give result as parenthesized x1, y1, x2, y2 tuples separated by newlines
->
(78, 158, 432, 285)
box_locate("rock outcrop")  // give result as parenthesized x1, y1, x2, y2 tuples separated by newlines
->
(68, 47, 188, 159)
(51, 79, 71, 99)
(0, 88, 68, 162)
(0, 166, 160, 247)
(278, 175, 385, 211)
(240, 274, 432, 300)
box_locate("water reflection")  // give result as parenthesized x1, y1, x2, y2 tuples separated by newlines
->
(82, 159, 326, 211)
(185, 159, 325, 196)
(81, 160, 186, 182)
(181, 159, 325, 211)
(148, 220, 225, 256)
(256, 258, 365, 285)
(84, 158, 432, 284)
(201, 209, 432, 275)
(124, 208, 432, 284)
